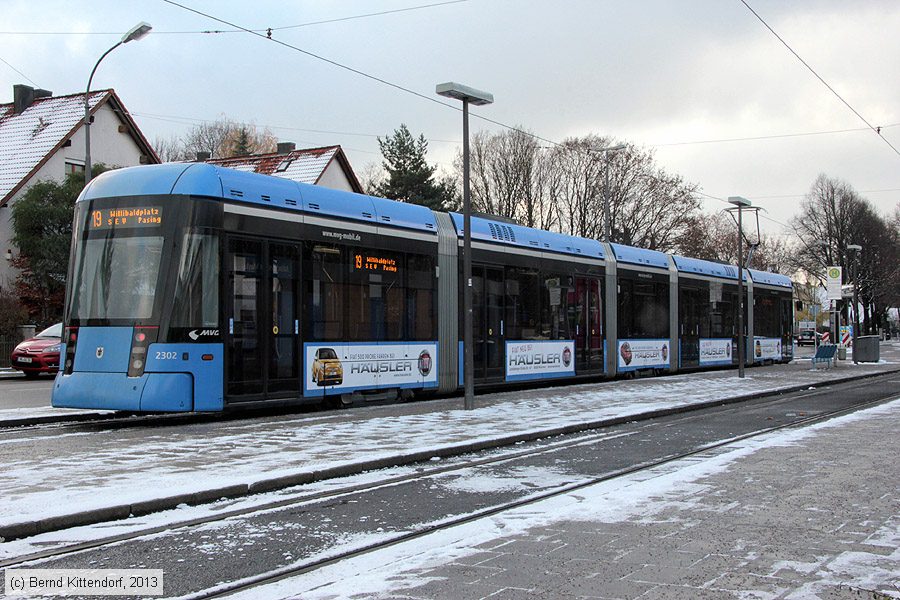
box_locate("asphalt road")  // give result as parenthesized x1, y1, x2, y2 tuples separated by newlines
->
(0, 376, 54, 410)
(13, 371, 897, 597)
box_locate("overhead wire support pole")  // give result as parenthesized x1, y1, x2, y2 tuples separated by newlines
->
(727, 197, 760, 378)
(436, 82, 493, 411)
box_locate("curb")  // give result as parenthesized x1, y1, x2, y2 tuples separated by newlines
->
(0, 412, 120, 428)
(1, 367, 898, 542)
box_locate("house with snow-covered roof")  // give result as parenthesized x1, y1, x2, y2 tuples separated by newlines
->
(202, 143, 364, 194)
(0, 84, 158, 289)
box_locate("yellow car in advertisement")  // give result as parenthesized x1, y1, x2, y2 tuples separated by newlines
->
(312, 347, 343, 386)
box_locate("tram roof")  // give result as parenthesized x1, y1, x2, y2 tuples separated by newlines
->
(610, 243, 670, 270)
(448, 213, 606, 260)
(79, 163, 439, 234)
(748, 268, 793, 289)
(672, 255, 742, 281)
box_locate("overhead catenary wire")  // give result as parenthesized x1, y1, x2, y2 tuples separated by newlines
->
(0, 1, 468, 36)
(738, 0, 900, 160)
(0, 55, 40, 87)
(137, 1, 896, 237)
(652, 123, 900, 148)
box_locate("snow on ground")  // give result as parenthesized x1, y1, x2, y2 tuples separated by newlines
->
(0, 406, 111, 420)
(0, 364, 897, 528)
(222, 399, 900, 600)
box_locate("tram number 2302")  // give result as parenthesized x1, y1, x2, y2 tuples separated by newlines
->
(155, 351, 179, 361)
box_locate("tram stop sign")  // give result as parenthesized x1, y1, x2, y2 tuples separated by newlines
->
(826, 266, 843, 301)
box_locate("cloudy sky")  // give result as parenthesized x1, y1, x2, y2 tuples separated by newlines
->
(2, 0, 898, 236)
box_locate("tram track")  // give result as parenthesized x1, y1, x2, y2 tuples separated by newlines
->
(183, 391, 900, 599)
(0, 370, 897, 545)
(2, 376, 896, 587)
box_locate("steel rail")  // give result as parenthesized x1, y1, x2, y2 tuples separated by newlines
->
(2, 378, 894, 586)
(183, 391, 899, 599)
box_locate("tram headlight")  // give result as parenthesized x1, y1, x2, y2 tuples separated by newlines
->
(128, 326, 157, 378)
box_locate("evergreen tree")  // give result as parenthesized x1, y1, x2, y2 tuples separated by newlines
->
(231, 127, 253, 157)
(375, 124, 454, 211)
(11, 165, 110, 323)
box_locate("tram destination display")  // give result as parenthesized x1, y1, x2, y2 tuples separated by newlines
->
(89, 206, 163, 230)
(353, 252, 398, 273)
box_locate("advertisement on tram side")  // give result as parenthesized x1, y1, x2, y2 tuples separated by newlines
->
(754, 337, 782, 361)
(699, 338, 733, 366)
(303, 342, 438, 395)
(505, 340, 576, 381)
(618, 339, 670, 370)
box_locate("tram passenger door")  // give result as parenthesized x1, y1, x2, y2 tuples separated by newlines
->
(226, 239, 263, 397)
(268, 244, 300, 395)
(680, 286, 701, 368)
(226, 238, 301, 401)
(472, 265, 504, 381)
(575, 277, 604, 373)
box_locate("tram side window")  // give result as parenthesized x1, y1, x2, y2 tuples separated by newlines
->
(308, 244, 344, 341)
(544, 274, 574, 340)
(708, 283, 736, 338)
(618, 276, 669, 338)
(171, 233, 219, 327)
(347, 249, 403, 341)
(754, 294, 779, 338)
(504, 267, 541, 340)
(407, 254, 435, 341)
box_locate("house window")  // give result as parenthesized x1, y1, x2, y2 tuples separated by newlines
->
(66, 161, 85, 176)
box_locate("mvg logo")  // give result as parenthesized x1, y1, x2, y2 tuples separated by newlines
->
(188, 329, 220, 341)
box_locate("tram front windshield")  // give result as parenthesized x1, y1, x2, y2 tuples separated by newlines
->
(70, 234, 164, 321)
(67, 200, 170, 324)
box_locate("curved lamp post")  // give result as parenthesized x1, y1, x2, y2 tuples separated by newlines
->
(84, 22, 152, 185)
(436, 82, 493, 410)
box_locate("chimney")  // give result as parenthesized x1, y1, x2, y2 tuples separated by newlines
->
(276, 142, 296, 155)
(13, 85, 52, 114)
(196, 151, 211, 162)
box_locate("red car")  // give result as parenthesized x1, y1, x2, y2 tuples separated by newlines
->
(10, 323, 62, 378)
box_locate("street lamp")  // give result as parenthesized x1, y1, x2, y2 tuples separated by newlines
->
(728, 196, 751, 378)
(84, 22, 152, 185)
(436, 82, 493, 411)
(847, 243, 862, 364)
(600, 144, 626, 243)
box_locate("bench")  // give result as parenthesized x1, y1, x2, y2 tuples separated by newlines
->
(811, 344, 837, 369)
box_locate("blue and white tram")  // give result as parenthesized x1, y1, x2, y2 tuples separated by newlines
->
(52, 164, 793, 412)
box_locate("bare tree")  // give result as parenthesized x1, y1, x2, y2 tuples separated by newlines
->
(677, 212, 795, 273)
(220, 124, 277, 158)
(791, 175, 870, 284)
(547, 137, 700, 251)
(790, 174, 900, 332)
(153, 117, 277, 162)
(468, 129, 537, 221)
(547, 136, 607, 239)
(359, 161, 387, 196)
(153, 135, 188, 163)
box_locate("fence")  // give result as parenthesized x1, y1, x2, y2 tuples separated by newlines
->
(0, 336, 14, 368)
